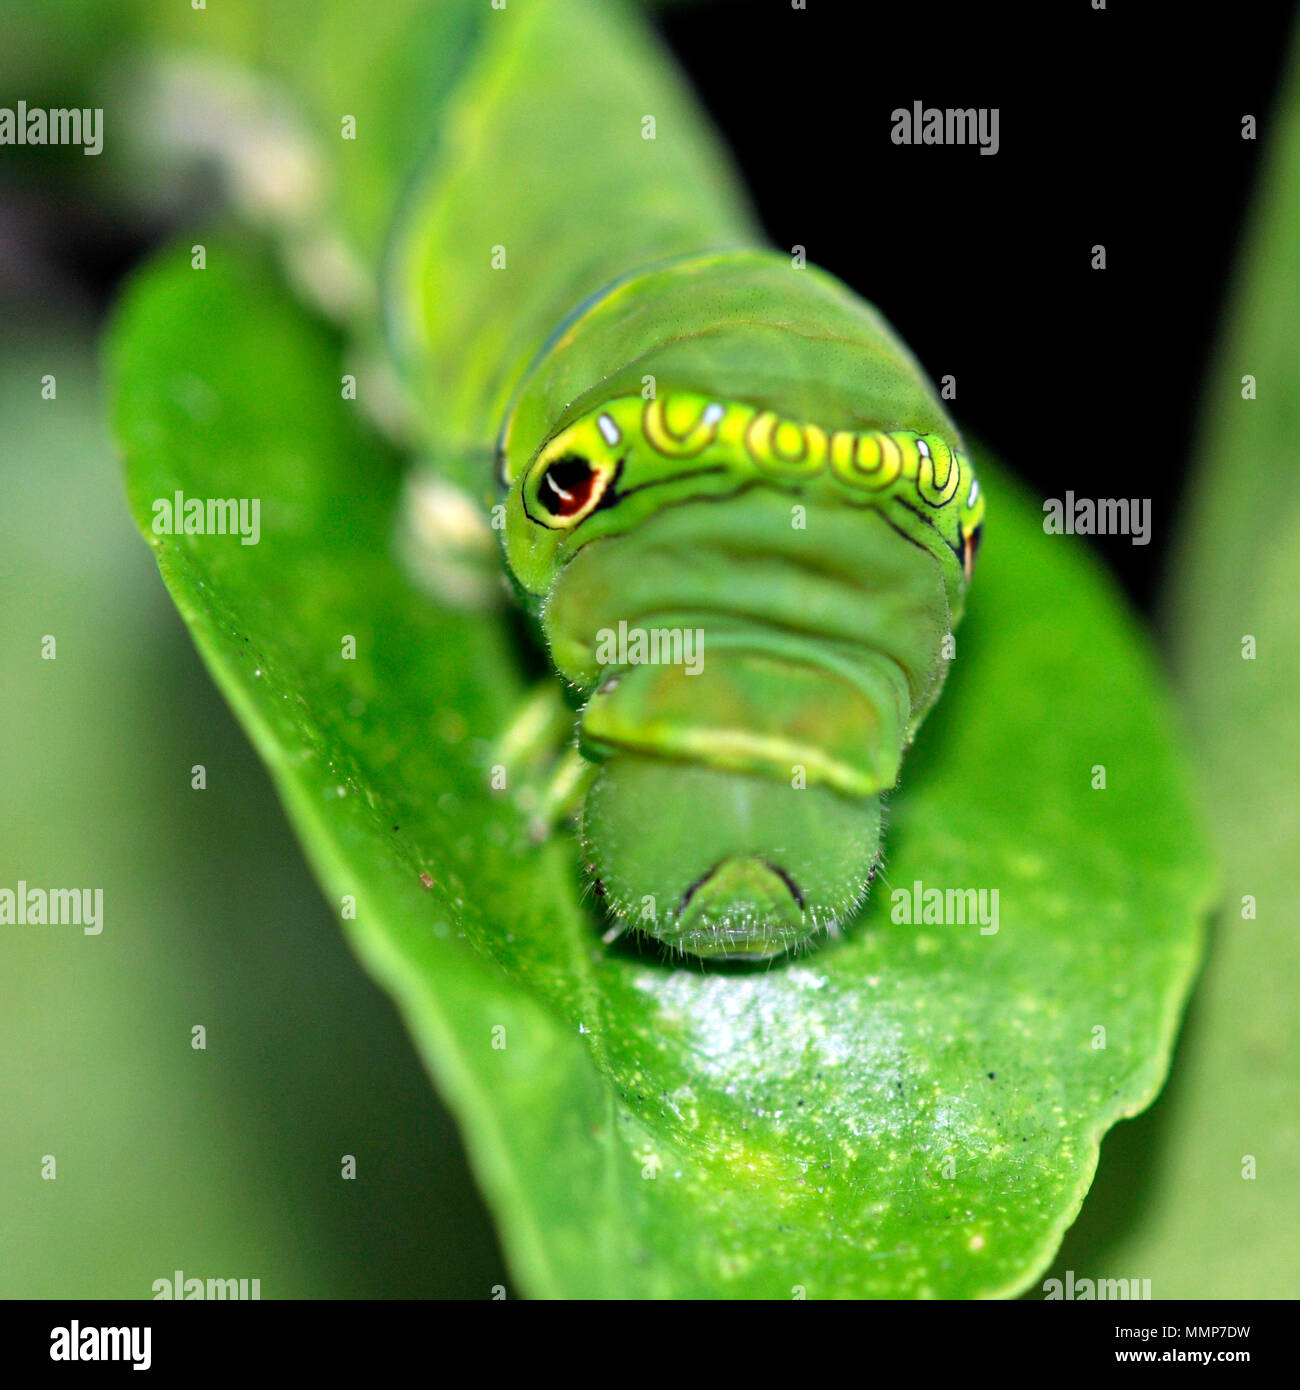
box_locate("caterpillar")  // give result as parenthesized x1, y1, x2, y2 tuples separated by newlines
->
(381, 3, 985, 960)
(488, 249, 983, 960)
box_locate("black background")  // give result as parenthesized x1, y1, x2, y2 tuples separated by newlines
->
(662, 0, 1297, 613)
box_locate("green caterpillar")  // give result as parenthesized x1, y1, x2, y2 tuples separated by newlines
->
(143, 0, 984, 957)
(388, 1, 984, 959)
(488, 250, 983, 959)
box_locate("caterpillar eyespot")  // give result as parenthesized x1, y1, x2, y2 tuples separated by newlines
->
(540, 456, 598, 516)
(523, 451, 618, 529)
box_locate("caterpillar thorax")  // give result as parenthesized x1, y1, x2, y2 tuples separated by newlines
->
(504, 391, 984, 609)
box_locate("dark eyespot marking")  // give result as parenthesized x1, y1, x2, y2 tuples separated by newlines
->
(539, 455, 600, 518)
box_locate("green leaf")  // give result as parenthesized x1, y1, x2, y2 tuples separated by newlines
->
(1047, 32, 1300, 1299)
(108, 239, 1212, 1299)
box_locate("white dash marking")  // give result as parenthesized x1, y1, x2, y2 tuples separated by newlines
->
(702, 403, 725, 425)
(597, 413, 621, 446)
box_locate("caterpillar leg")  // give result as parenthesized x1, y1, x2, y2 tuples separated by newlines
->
(524, 745, 595, 845)
(492, 682, 593, 840)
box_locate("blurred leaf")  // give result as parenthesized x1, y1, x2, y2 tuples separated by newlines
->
(1051, 30, 1300, 1298)
(108, 240, 1211, 1299)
